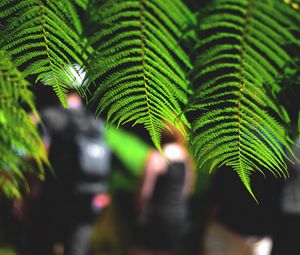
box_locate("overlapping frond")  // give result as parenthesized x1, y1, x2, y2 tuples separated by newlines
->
(74, 0, 88, 9)
(0, 0, 88, 107)
(0, 51, 47, 197)
(88, 0, 196, 150)
(189, 0, 300, 198)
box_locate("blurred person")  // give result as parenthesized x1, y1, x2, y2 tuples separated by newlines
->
(91, 126, 152, 255)
(132, 121, 195, 255)
(28, 90, 112, 255)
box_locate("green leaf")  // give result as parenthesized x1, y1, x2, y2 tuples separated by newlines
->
(0, 0, 90, 107)
(0, 51, 47, 197)
(189, 0, 299, 198)
(87, 0, 195, 150)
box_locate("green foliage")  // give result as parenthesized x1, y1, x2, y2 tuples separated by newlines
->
(0, 248, 15, 255)
(0, 0, 88, 107)
(0, 51, 47, 198)
(1, 0, 300, 198)
(74, 0, 89, 9)
(87, 0, 196, 150)
(188, 0, 300, 199)
(104, 126, 151, 193)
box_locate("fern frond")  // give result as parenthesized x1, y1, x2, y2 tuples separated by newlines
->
(0, 0, 88, 107)
(189, 0, 300, 198)
(282, 0, 300, 12)
(88, 0, 196, 150)
(0, 51, 47, 198)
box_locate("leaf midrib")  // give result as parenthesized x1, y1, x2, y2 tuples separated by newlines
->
(139, 0, 159, 147)
(39, 0, 67, 107)
(236, 0, 255, 177)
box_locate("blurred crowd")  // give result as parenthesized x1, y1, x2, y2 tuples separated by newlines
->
(1, 90, 300, 255)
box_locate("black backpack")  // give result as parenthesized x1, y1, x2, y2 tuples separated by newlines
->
(44, 107, 112, 196)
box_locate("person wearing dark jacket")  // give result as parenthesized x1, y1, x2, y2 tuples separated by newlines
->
(28, 91, 112, 255)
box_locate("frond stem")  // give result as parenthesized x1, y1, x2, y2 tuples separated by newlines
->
(139, 0, 158, 145)
(38, 0, 61, 99)
(237, 0, 254, 167)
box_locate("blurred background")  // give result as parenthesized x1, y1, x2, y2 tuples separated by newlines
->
(0, 85, 299, 255)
